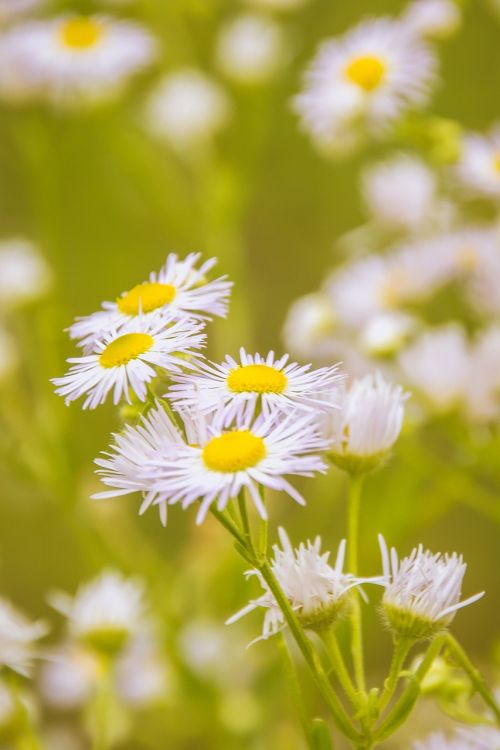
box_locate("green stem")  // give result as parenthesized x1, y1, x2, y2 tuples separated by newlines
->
(445, 633, 500, 724)
(209, 506, 246, 548)
(378, 637, 415, 713)
(320, 628, 359, 709)
(277, 633, 316, 750)
(238, 490, 254, 555)
(347, 474, 366, 694)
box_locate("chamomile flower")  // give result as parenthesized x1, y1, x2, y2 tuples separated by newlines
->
(402, 0, 461, 40)
(53, 315, 205, 410)
(0, 598, 47, 676)
(50, 571, 146, 656)
(321, 372, 408, 474)
(216, 14, 285, 85)
(69, 253, 230, 353)
(399, 325, 471, 412)
(293, 18, 436, 153)
(0, 14, 156, 106)
(456, 125, 500, 200)
(379, 535, 484, 640)
(168, 348, 342, 421)
(228, 528, 371, 638)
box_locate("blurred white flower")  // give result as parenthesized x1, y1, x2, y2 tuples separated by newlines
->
(466, 327, 500, 422)
(228, 528, 371, 637)
(282, 292, 337, 360)
(460, 227, 500, 315)
(40, 645, 99, 709)
(145, 69, 231, 152)
(0, 0, 42, 25)
(320, 371, 407, 473)
(0, 239, 51, 310)
(168, 347, 342, 421)
(456, 125, 500, 200)
(115, 632, 170, 706)
(178, 621, 226, 678)
(326, 256, 393, 328)
(0, 598, 47, 676)
(50, 571, 146, 656)
(458, 727, 500, 749)
(293, 18, 436, 153)
(414, 732, 473, 750)
(0, 14, 155, 105)
(402, 0, 461, 39)
(379, 535, 484, 639)
(358, 312, 416, 357)
(216, 14, 285, 84)
(362, 154, 438, 233)
(399, 325, 471, 412)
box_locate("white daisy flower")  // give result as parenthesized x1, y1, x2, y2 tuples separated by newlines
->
(50, 571, 146, 655)
(167, 348, 343, 421)
(282, 292, 337, 362)
(145, 69, 231, 153)
(399, 324, 471, 412)
(358, 311, 416, 357)
(0, 598, 47, 677)
(53, 315, 205, 410)
(326, 256, 394, 328)
(216, 14, 285, 85)
(402, 0, 461, 40)
(320, 371, 408, 474)
(0, 239, 51, 310)
(228, 528, 372, 638)
(95, 402, 328, 524)
(0, 14, 156, 105)
(379, 535, 484, 639)
(293, 18, 436, 153)
(456, 125, 500, 200)
(69, 252, 230, 353)
(361, 154, 438, 233)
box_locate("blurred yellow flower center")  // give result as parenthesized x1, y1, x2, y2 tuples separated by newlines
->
(345, 55, 386, 91)
(456, 245, 477, 271)
(202, 431, 266, 472)
(117, 283, 177, 315)
(227, 364, 287, 394)
(493, 154, 500, 173)
(60, 18, 103, 49)
(99, 333, 154, 368)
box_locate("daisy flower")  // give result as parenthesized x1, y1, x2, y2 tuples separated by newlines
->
(0, 14, 156, 105)
(402, 0, 461, 40)
(320, 372, 408, 474)
(95, 402, 328, 524)
(216, 14, 285, 85)
(456, 125, 500, 200)
(168, 348, 343, 421)
(53, 315, 205, 410)
(69, 252, 231, 353)
(0, 598, 47, 676)
(293, 18, 436, 153)
(50, 571, 146, 656)
(379, 535, 484, 640)
(228, 528, 373, 638)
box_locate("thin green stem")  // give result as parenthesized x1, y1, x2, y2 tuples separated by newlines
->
(347, 474, 366, 694)
(209, 507, 246, 548)
(378, 637, 415, 713)
(277, 633, 316, 750)
(320, 628, 359, 709)
(445, 633, 500, 724)
(238, 490, 254, 555)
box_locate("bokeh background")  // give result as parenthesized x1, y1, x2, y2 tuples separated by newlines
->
(0, 0, 499, 747)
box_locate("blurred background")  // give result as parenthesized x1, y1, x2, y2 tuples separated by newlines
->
(0, 0, 499, 747)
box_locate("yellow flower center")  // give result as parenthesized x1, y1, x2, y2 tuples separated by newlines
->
(99, 333, 154, 368)
(345, 55, 386, 91)
(493, 153, 500, 173)
(59, 18, 103, 50)
(117, 283, 177, 315)
(227, 364, 288, 394)
(202, 430, 266, 473)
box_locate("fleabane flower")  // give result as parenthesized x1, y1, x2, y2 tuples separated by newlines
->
(402, 0, 461, 40)
(0, 14, 156, 105)
(94, 402, 328, 524)
(0, 598, 47, 676)
(320, 372, 408, 474)
(69, 253, 231, 353)
(293, 18, 436, 154)
(379, 535, 484, 640)
(52, 315, 205, 410)
(216, 14, 285, 85)
(227, 528, 372, 638)
(168, 348, 342, 421)
(456, 125, 500, 200)
(50, 571, 146, 656)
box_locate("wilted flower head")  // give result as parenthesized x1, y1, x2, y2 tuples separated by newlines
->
(321, 372, 408, 474)
(379, 535, 484, 640)
(50, 571, 146, 656)
(402, 0, 461, 39)
(145, 69, 231, 153)
(0, 15, 156, 105)
(228, 528, 371, 637)
(216, 14, 285, 84)
(0, 598, 47, 676)
(0, 239, 51, 310)
(293, 18, 436, 154)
